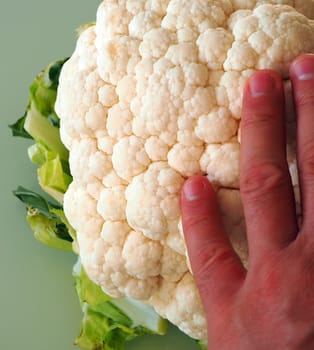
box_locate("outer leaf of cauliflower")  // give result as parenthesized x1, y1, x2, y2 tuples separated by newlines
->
(13, 186, 73, 251)
(74, 260, 167, 350)
(9, 59, 70, 203)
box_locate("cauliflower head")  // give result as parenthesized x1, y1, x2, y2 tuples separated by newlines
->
(56, 0, 314, 340)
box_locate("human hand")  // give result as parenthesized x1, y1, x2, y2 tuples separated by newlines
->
(181, 54, 314, 350)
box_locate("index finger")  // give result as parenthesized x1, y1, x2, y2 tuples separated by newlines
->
(181, 176, 245, 312)
(240, 71, 298, 262)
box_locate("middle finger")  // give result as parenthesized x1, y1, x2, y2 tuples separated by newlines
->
(240, 71, 298, 261)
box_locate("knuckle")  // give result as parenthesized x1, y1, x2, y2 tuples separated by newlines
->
(184, 215, 210, 235)
(242, 112, 276, 131)
(298, 223, 314, 250)
(193, 242, 235, 290)
(300, 145, 314, 181)
(295, 91, 314, 112)
(240, 162, 289, 200)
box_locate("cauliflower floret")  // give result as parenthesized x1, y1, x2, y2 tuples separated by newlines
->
(122, 230, 163, 278)
(125, 162, 183, 241)
(56, 0, 314, 340)
(112, 135, 151, 181)
(195, 107, 238, 143)
(201, 142, 240, 188)
(150, 273, 207, 340)
(225, 5, 314, 75)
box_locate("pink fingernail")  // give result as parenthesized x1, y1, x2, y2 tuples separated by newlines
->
(292, 55, 314, 81)
(249, 72, 275, 97)
(184, 178, 206, 201)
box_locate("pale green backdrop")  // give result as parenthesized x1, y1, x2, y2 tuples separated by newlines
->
(0, 1, 199, 349)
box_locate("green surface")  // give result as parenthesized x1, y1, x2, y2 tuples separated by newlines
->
(0, 1, 200, 349)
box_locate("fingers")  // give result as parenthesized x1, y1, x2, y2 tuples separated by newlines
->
(240, 71, 298, 260)
(290, 54, 314, 230)
(181, 176, 245, 312)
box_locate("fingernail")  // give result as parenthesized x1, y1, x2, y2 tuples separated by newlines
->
(249, 72, 275, 97)
(292, 55, 314, 81)
(184, 178, 206, 201)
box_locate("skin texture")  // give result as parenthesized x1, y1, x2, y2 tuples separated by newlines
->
(181, 54, 314, 349)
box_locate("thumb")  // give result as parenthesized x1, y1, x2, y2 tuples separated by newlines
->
(181, 176, 245, 311)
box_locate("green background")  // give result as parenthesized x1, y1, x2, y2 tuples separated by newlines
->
(0, 1, 200, 349)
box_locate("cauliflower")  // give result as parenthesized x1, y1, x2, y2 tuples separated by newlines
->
(55, 0, 314, 340)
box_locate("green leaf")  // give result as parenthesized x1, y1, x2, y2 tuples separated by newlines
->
(76, 22, 96, 37)
(11, 58, 69, 161)
(14, 186, 74, 250)
(76, 305, 128, 350)
(73, 261, 112, 307)
(8, 114, 32, 139)
(46, 59, 67, 90)
(28, 143, 46, 165)
(51, 208, 77, 250)
(48, 112, 60, 127)
(30, 58, 68, 116)
(73, 260, 168, 350)
(13, 186, 60, 219)
(75, 306, 110, 350)
(37, 149, 72, 202)
(26, 210, 72, 251)
(24, 102, 69, 161)
(92, 302, 132, 328)
(198, 339, 208, 350)
(27, 142, 71, 204)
